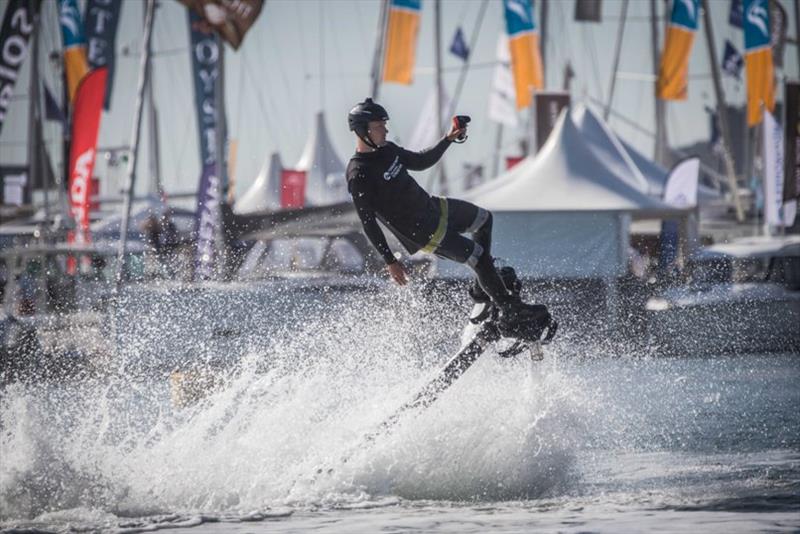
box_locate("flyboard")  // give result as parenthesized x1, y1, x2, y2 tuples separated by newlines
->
(316, 267, 557, 476)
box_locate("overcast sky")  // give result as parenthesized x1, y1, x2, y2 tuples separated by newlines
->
(1, 0, 798, 208)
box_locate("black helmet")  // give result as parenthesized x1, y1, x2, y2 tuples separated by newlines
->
(348, 98, 389, 148)
(348, 98, 389, 132)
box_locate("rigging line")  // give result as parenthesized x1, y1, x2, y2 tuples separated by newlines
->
(586, 25, 605, 102)
(447, 0, 489, 119)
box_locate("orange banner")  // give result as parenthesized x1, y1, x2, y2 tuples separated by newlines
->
(657, 26, 695, 100)
(745, 48, 775, 126)
(508, 33, 543, 109)
(382, 1, 421, 85)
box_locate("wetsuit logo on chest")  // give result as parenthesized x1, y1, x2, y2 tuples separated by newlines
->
(383, 156, 403, 181)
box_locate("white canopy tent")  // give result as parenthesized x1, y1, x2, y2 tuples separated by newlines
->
(234, 152, 282, 215)
(296, 111, 349, 206)
(435, 109, 684, 280)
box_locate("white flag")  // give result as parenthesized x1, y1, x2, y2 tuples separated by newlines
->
(663, 157, 700, 208)
(488, 34, 518, 127)
(407, 86, 452, 152)
(762, 109, 786, 227)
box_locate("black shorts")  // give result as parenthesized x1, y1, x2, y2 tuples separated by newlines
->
(425, 198, 489, 267)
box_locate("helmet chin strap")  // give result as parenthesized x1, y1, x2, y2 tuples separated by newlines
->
(358, 129, 379, 150)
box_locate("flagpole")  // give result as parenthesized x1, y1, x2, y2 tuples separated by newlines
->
(604, 0, 629, 121)
(434, 0, 447, 195)
(540, 0, 548, 87)
(702, 0, 745, 222)
(370, 0, 389, 99)
(27, 10, 47, 224)
(650, 0, 668, 166)
(115, 0, 155, 292)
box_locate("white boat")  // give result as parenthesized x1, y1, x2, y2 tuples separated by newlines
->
(645, 235, 800, 355)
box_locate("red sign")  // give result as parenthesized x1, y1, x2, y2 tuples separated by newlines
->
(68, 67, 107, 246)
(506, 156, 524, 170)
(280, 169, 306, 209)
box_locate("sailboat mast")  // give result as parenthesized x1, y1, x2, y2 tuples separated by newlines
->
(540, 0, 548, 87)
(650, 0, 668, 166)
(434, 0, 447, 194)
(370, 0, 389, 99)
(701, 0, 745, 222)
(604, 0, 629, 121)
(115, 0, 156, 290)
(26, 9, 46, 220)
(146, 0, 162, 197)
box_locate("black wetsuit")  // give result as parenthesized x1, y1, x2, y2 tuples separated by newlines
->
(346, 138, 511, 305)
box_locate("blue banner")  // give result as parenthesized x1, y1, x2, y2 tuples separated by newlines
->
(744, 0, 770, 51)
(194, 163, 221, 280)
(0, 0, 38, 135)
(721, 39, 743, 78)
(189, 10, 227, 279)
(504, 0, 535, 37)
(669, 0, 699, 31)
(449, 27, 469, 61)
(85, 0, 122, 110)
(729, 0, 743, 28)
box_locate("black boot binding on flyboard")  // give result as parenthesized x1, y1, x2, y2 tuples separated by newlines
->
(312, 267, 558, 478)
(468, 266, 558, 358)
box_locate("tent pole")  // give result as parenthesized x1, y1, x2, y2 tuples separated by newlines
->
(702, 0, 745, 222)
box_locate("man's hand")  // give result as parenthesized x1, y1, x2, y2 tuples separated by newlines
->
(386, 262, 409, 285)
(446, 120, 467, 142)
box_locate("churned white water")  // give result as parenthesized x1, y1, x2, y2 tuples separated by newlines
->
(1, 284, 798, 533)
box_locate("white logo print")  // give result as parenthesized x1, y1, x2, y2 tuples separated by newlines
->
(747, 1, 768, 37)
(383, 156, 403, 181)
(506, 0, 529, 24)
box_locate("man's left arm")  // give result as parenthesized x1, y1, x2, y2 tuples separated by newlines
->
(398, 138, 452, 171)
(399, 120, 467, 171)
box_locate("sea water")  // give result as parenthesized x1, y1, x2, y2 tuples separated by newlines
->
(1, 285, 798, 533)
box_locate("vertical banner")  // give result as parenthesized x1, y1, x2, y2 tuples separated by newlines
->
(58, 0, 91, 104)
(534, 91, 569, 151)
(189, 9, 227, 279)
(743, 0, 774, 126)
(503, 0, 543, 110)
(657, 0, 699, 100)
(784, 81, 799, 202)
(189, 10, 225, 173)
(280, 170, 306, 209)
(382, 0, 421, 85)
(68, 67, 108, 246)
(762, 108, 788, 226)
(0, 0, 37, 135)
(85, 0, 122, 110)
(194, 163, 221, 280)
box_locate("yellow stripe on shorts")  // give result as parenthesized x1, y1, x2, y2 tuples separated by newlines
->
(421, 197, 448, 253)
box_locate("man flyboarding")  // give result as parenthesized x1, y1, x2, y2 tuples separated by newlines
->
(346, 98, 552, 337)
